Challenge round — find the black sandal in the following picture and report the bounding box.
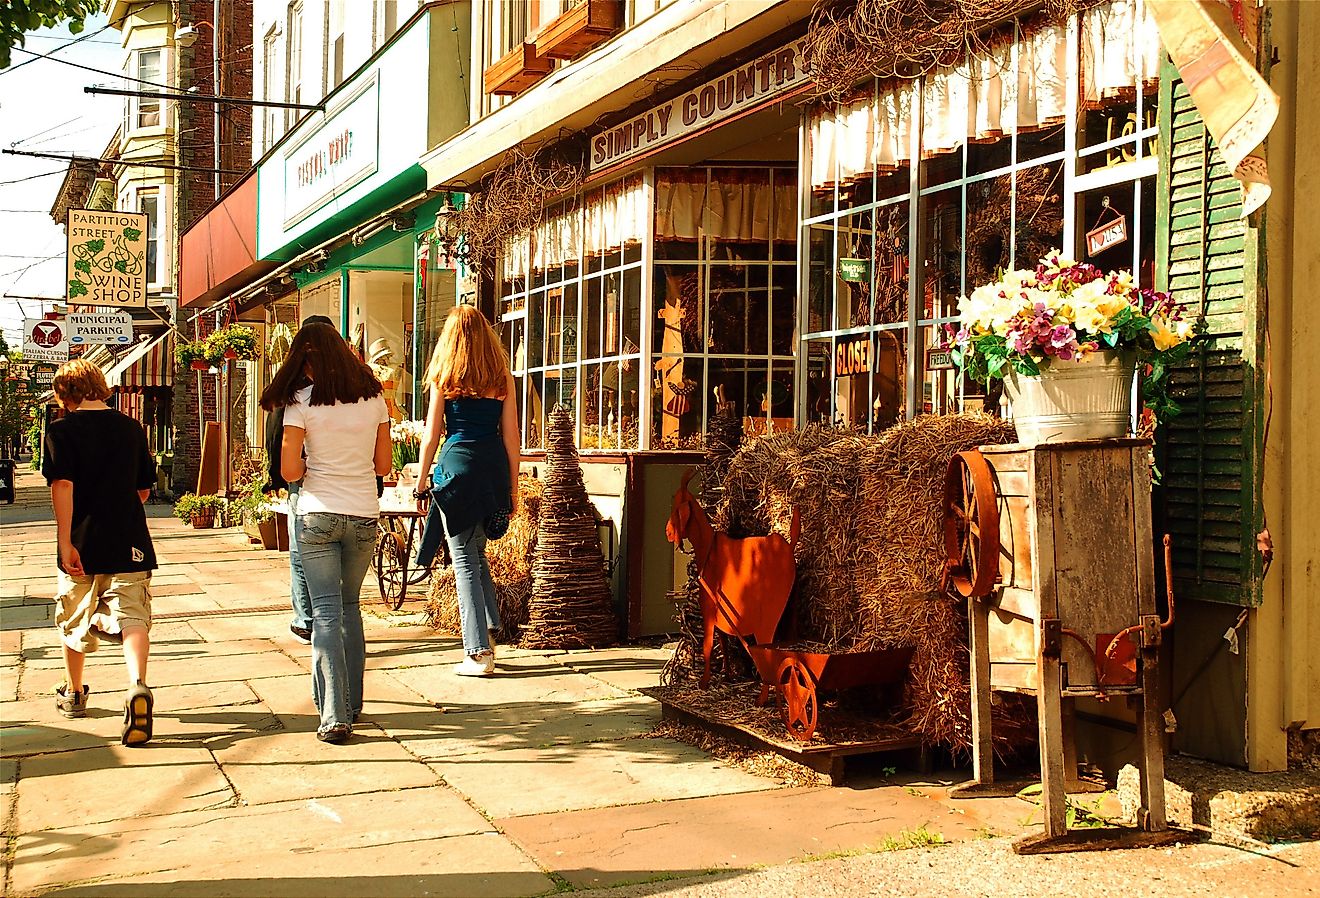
[121,682,153,746]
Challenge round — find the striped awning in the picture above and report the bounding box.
[107,332,174,390]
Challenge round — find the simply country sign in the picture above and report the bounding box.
[68,310,134,345]
[66,209,149,308]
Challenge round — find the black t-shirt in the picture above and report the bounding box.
[42,409,158,575]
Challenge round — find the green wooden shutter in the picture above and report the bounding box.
[1155,60,1266,607]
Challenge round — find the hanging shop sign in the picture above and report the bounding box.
[838,258,870,283]
[925,347,958,371]
[834,333,872,378]
[282,75,380,229]
[68,310,134,345]
[66,210,149,308]
[588,38,810,172]
[23,318,69,364]
[1085,212,1128,257]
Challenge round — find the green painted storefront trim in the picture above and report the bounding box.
[264,164,429,263]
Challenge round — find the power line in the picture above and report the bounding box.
[0,169,67,187]
[2,147,246,175]
[10,46,175,90]
[1,20,118,76]
[9,115,81,147]
[0,255,62,279]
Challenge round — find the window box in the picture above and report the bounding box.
[483,41,554,96]
[534,1,621,61]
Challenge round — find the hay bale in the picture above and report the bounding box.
[424,475,544,645]
[708,412,1033,754]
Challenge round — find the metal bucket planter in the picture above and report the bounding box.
[1005,350,1136,447]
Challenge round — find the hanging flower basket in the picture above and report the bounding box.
[190,359,209,371]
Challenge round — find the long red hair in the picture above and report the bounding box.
[423,305,509,398]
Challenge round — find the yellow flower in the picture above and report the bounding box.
[1150,317,1184,351]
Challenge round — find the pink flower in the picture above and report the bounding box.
[1050,324,1075,348]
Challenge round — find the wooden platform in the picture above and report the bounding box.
[643,683,923,785]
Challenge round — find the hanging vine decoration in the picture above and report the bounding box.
[451,143,587,268]
[962,165,1063,290]
[801,0,1102,102]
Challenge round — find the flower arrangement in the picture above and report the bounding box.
[390,419,425,473]
[176,325,260,370]
[945,252,1200,421]
[173,492,227,527]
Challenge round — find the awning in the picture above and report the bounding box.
[105,332,173,390]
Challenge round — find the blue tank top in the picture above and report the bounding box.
[443,397,502,443]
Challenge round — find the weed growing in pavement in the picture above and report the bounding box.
[795,826,947,864]
[1015,784,1118,829]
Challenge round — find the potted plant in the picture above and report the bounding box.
[389,419,423,483]
[177,340,214,371]
[945,251,1200,447]
[173,492,227,529]
[207,325,259,362]
[233,467,279,548]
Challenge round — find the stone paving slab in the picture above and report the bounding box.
[15,744,234,833]
[212,729,442,806]
[1,604,51,630]
[500,783,989,890]
[389,657,630,711]
[551,648,670,693]
[247,670,438,735]
[392,697,664,761]
[140,647,307,689]
[10,788,539,898]
[186,611,292,644]
[435,737,779,819]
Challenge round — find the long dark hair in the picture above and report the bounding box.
[260,322,382,409]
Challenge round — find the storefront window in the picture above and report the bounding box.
[802,2,1158,430]
[652,167,797,448]
[501,174,645,451]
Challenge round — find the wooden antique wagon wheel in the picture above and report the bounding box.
[777,657,819,744]
[942,450,1001,598]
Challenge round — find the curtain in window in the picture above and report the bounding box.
[1083,0,1162,105]
[655,169,796,242]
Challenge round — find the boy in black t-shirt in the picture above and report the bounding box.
[43,359,157,746]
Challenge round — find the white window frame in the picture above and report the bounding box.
[138,190,162,289]
[286,1,304,130]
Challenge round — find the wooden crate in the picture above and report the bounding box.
[535,1,621,60]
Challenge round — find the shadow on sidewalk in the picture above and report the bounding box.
[38,868,750,897]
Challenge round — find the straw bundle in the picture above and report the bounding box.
[522,406,619,648]
[424,475,544,644]
[705,412,1037,753]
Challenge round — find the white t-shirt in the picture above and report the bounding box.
[283,386,388,519]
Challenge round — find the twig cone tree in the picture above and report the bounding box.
[522,405,619,648]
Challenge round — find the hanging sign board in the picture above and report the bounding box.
[838,258,870,283]
[23,318,69,364]
[834,333,872,378]
[1085,213,1128,257]
[588,38,810,172]
[68,310,134,345]
[66,209,149,308]
[925,347,957,371]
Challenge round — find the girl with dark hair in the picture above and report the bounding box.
[259,315,335,647]
[277,322,392,744]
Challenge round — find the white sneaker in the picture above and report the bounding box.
[455,651,495,677]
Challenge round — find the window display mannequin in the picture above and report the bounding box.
[368,338,404,422]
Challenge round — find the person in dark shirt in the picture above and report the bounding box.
[42,358,157,746]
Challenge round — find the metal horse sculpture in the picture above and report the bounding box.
[665,469,800,690]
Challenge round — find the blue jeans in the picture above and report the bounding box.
[448,519,500,656]
[295,512,376,733]
[287,484,311,630]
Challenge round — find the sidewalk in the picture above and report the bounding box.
[2,465,1316,897]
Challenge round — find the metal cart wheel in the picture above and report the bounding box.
[374,526,409,611]
[942,449,1001,598]
[777,657,819,744]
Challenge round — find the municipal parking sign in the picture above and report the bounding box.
[68,310,134,345]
